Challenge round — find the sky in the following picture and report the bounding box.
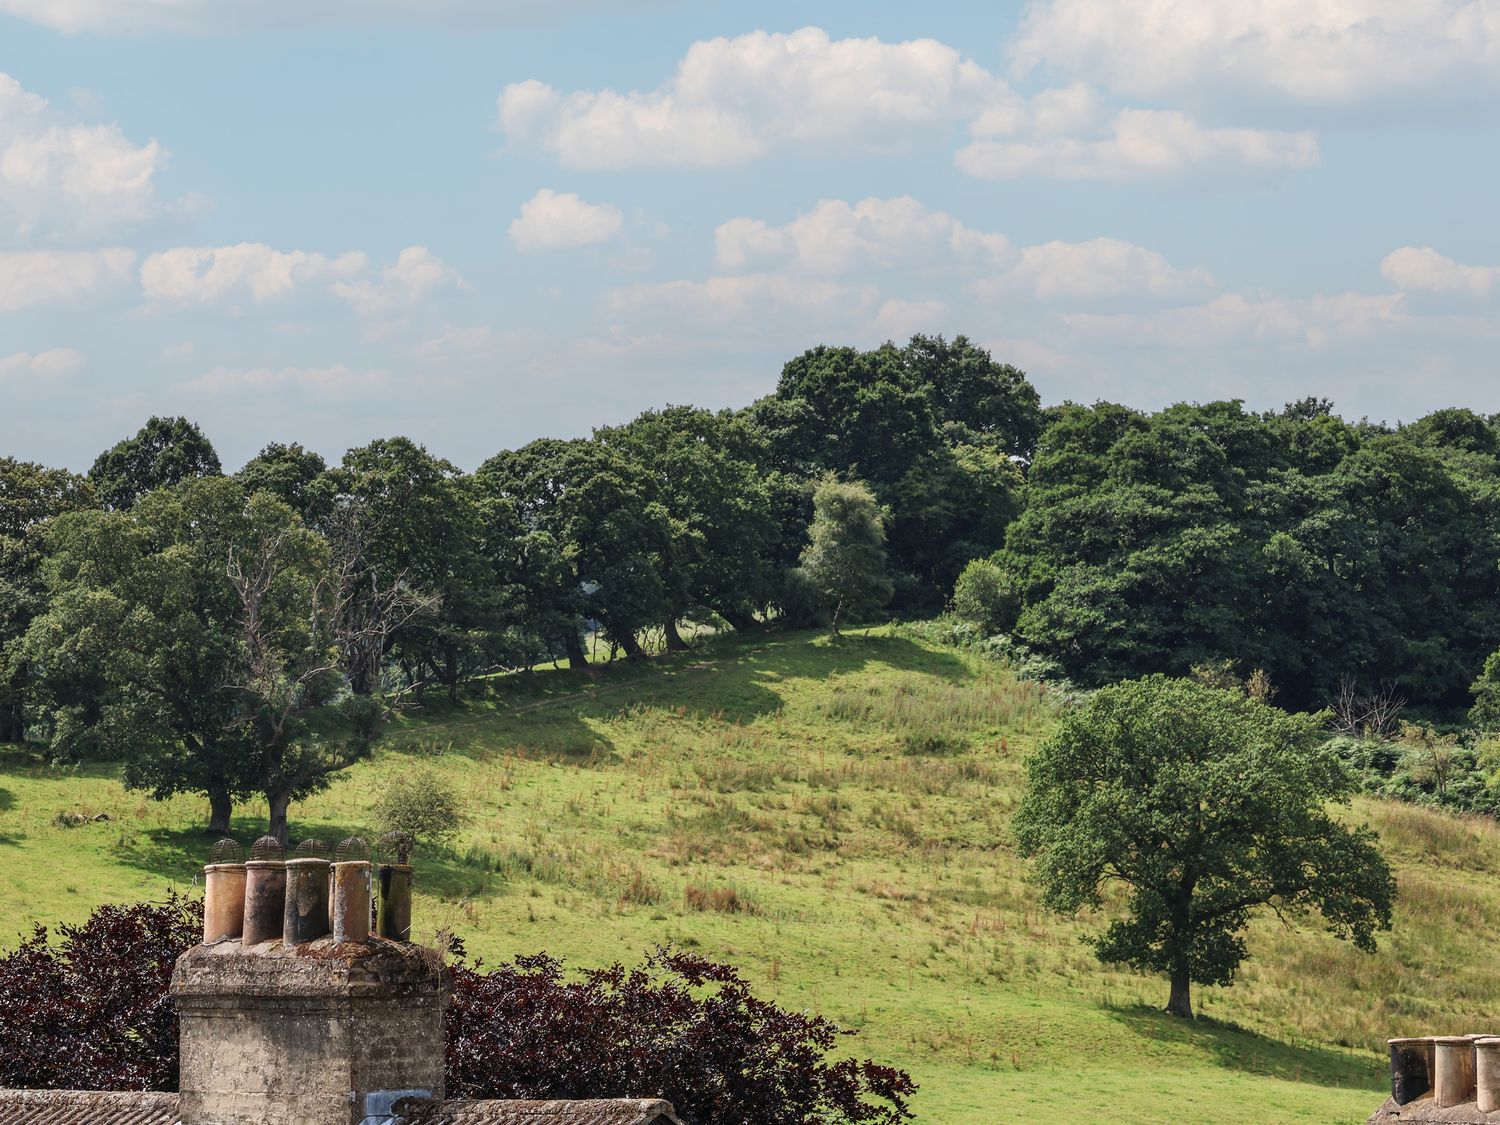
[1,0,1497,471]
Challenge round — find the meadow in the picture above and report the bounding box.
[1,626,1495,1123]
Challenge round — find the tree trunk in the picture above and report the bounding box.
[619,631,646,661]
[268,789,293,849]
[207,789,233,835]
[564,633,588,669]
[0,694,24,743]
[1166,966,1193,1019]
[664,619,689,651]
[830,598,844,638]
[717,607,759,632]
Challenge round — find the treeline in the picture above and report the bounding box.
[0,336,1039,832]
[958,399,1500,716]
[8,333,1500,830]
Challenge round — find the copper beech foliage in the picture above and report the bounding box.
[0,893,200,1091]
[0,899,915,1124]
[445,944,915,1125]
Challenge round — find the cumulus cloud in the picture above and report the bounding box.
[330,246,464,315]
[509,189,624,252]
[0,347,84,381]
[957,106,1317,181]
[1381,246,1500,297]
[984,238,1217,300]
[0,72,169,240]
[140,243,365,304]
[180,364,391,395]
[715,196,1008,274]
[0,247,135,310]
[1011,0,1500,105]
[140,243,459,314]
[499,27,1001,169]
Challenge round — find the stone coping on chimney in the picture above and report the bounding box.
[171,933,449,1003]
[1367,1093,1500,1123]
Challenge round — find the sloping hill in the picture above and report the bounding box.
[2,627,1495,1123]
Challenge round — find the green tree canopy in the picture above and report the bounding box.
[1014,676,1395,1018]
[88,416,221,511]
[0,459,95,742]
[476,438,671,663]
[597,405,778,641]
[24,477,260,830]
[796,476,893,636]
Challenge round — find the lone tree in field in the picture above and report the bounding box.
[1014,675,1395,1019]
[797,475,893,637]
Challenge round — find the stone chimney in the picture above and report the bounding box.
[172,835,448,1125]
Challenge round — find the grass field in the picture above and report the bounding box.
[2,626,1497,1123]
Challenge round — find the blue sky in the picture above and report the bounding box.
[1,1,1497,470]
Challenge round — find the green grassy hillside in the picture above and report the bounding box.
[1,627,1494,1123]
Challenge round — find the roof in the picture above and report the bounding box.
[0,1091,685,1125]
[0,1090,179,1125]
[1365,1093,1497,1123]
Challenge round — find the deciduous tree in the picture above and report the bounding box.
[1014,675,1394,1019]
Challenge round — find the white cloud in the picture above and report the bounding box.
[1062,291,1405,349]
[0,72,169,240]
[509,189,624,252]
[0,347,84,381]
[1381,246,1500,297]
[1011,0,1500,105]
[715,196,1008,274]
[140,243,365,304]
[0,0,628,33]
[984,238,1216,300]
[957,107,1317,181]
[139,243,459,315]
[330,246,464,315]
[500,27,1002,169]
[0,247,135,310]
[180,364,391,395]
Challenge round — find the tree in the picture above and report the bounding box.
[336,438,493,698]
[224,492,432,844]
[0,459,94,743]
[796,477,893,637]
[447,948,915,1125]
[374,765,466,847]
[0,894,200,1092]
[749,336,1037,607]
[236,442,336,524]
[476,439,671,664]
[24,478,257,832]
[949,558,1015,635]
[596,406,778,642]
[1014,676,1394,1019]
[88,416,221,511]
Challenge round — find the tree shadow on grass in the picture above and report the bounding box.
[1107,1003,1385,1092]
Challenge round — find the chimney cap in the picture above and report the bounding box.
[335,835,371,863]
[208,837,243,865]
[250,835,285,861]
[293,838,329,860]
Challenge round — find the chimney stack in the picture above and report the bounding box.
[172,833,448,1125]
